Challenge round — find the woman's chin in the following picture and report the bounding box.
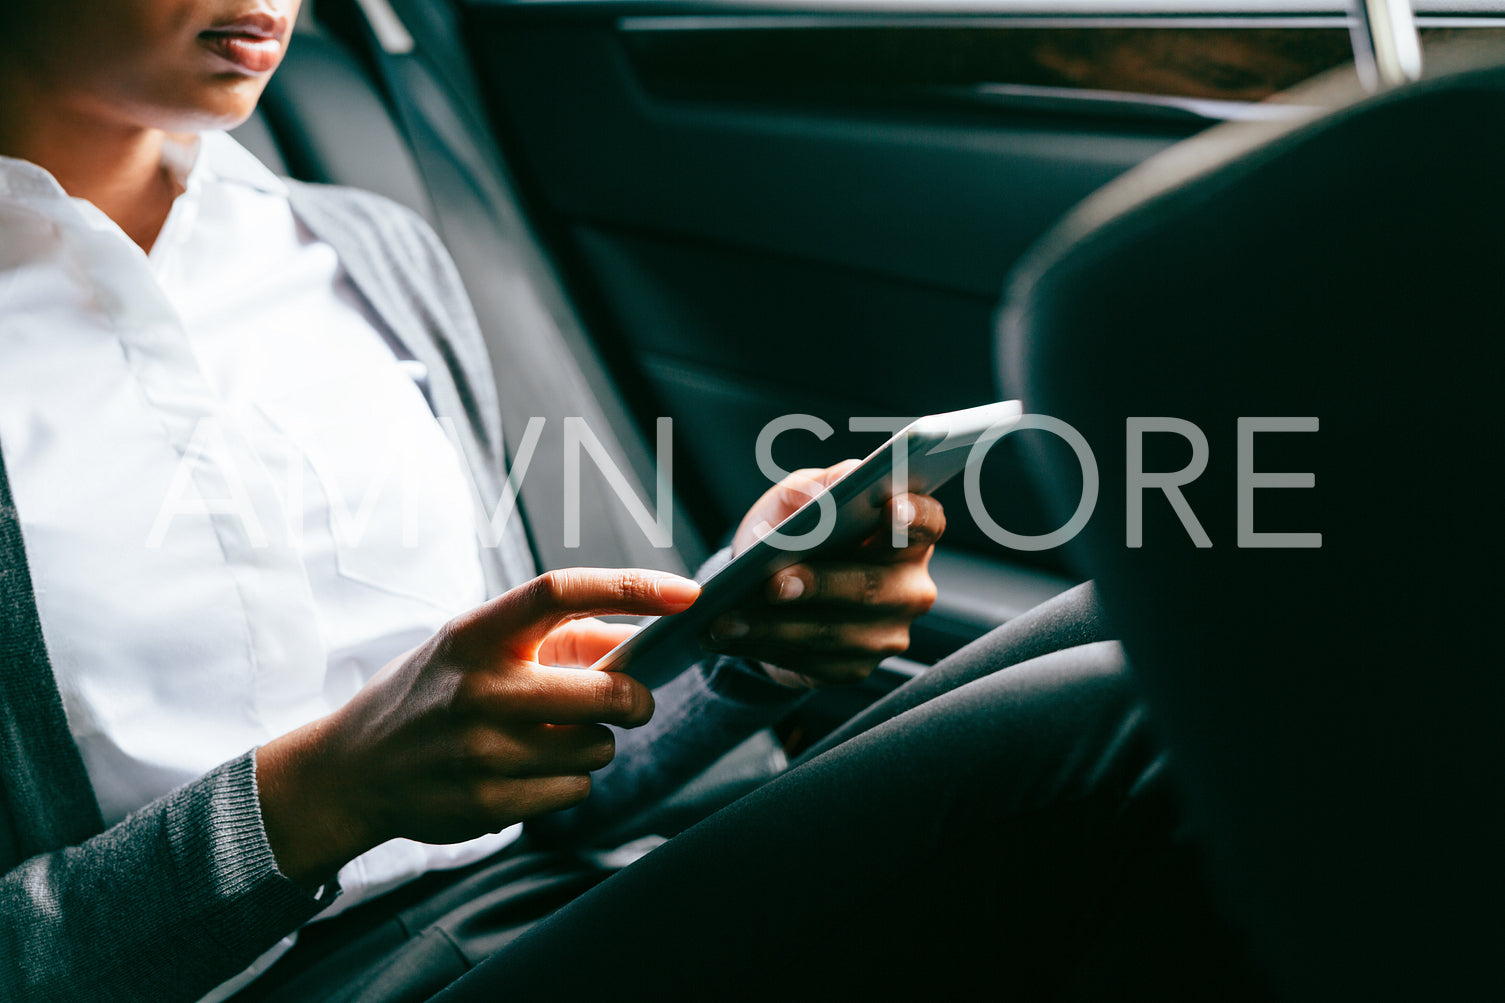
[132,78,273,134]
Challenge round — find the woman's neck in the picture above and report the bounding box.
[0,73,179,253]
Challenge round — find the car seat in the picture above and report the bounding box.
[998,34,1505,1001]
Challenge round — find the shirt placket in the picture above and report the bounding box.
[62,204,330,738]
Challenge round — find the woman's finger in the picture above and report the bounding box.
[704,614,912,662]
[762,560,938,614]
[854,492,947,562]
[460,663,655,728]
[458,722,618,777]
[537,618,639,668]
[449,568,699,660]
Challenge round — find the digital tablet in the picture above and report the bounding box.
[590,400,1024,687]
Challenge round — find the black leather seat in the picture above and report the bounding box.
[999,46,1505,1000]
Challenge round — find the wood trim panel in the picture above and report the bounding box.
[621,23,1505,107]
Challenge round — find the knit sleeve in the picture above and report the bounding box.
[0,750,336,1003]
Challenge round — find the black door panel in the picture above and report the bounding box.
[466,26,1179,296]
[453,1,1372,646]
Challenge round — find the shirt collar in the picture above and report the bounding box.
[195,130,289,197]
[0,153,70,202]
[0,129,286,206]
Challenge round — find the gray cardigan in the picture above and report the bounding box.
[0,183,800,1003]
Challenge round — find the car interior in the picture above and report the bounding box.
[231,0,1501,996]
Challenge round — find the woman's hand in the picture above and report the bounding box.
[704,462,944,689]
[256,568,699,890]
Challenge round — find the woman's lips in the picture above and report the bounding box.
[198,31,283,73]
[198,12,289,74]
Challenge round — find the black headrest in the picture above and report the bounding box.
[998,49,1505,1000]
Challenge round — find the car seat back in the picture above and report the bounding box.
[999,44,1505,1000]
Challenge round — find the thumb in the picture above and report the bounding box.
[734,459,864,556]
[537,618,640,668]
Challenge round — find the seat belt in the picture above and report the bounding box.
[334,0,699,576]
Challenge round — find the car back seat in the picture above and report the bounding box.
[233,1,708,578]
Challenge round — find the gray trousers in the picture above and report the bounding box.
[231,584,1267,1001]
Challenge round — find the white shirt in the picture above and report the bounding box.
[0,133,523,999]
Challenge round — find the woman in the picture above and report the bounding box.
[0,2,1252,1000]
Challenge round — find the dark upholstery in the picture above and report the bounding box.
[999,53,1505,1000]
[248,30,433,221]
[226,110,288,177]
[230,13,429,217]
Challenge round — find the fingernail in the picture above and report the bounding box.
[711,614,749,640]
[650,574,700,606]
[775,574,804,602]
[895,498,916,528]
